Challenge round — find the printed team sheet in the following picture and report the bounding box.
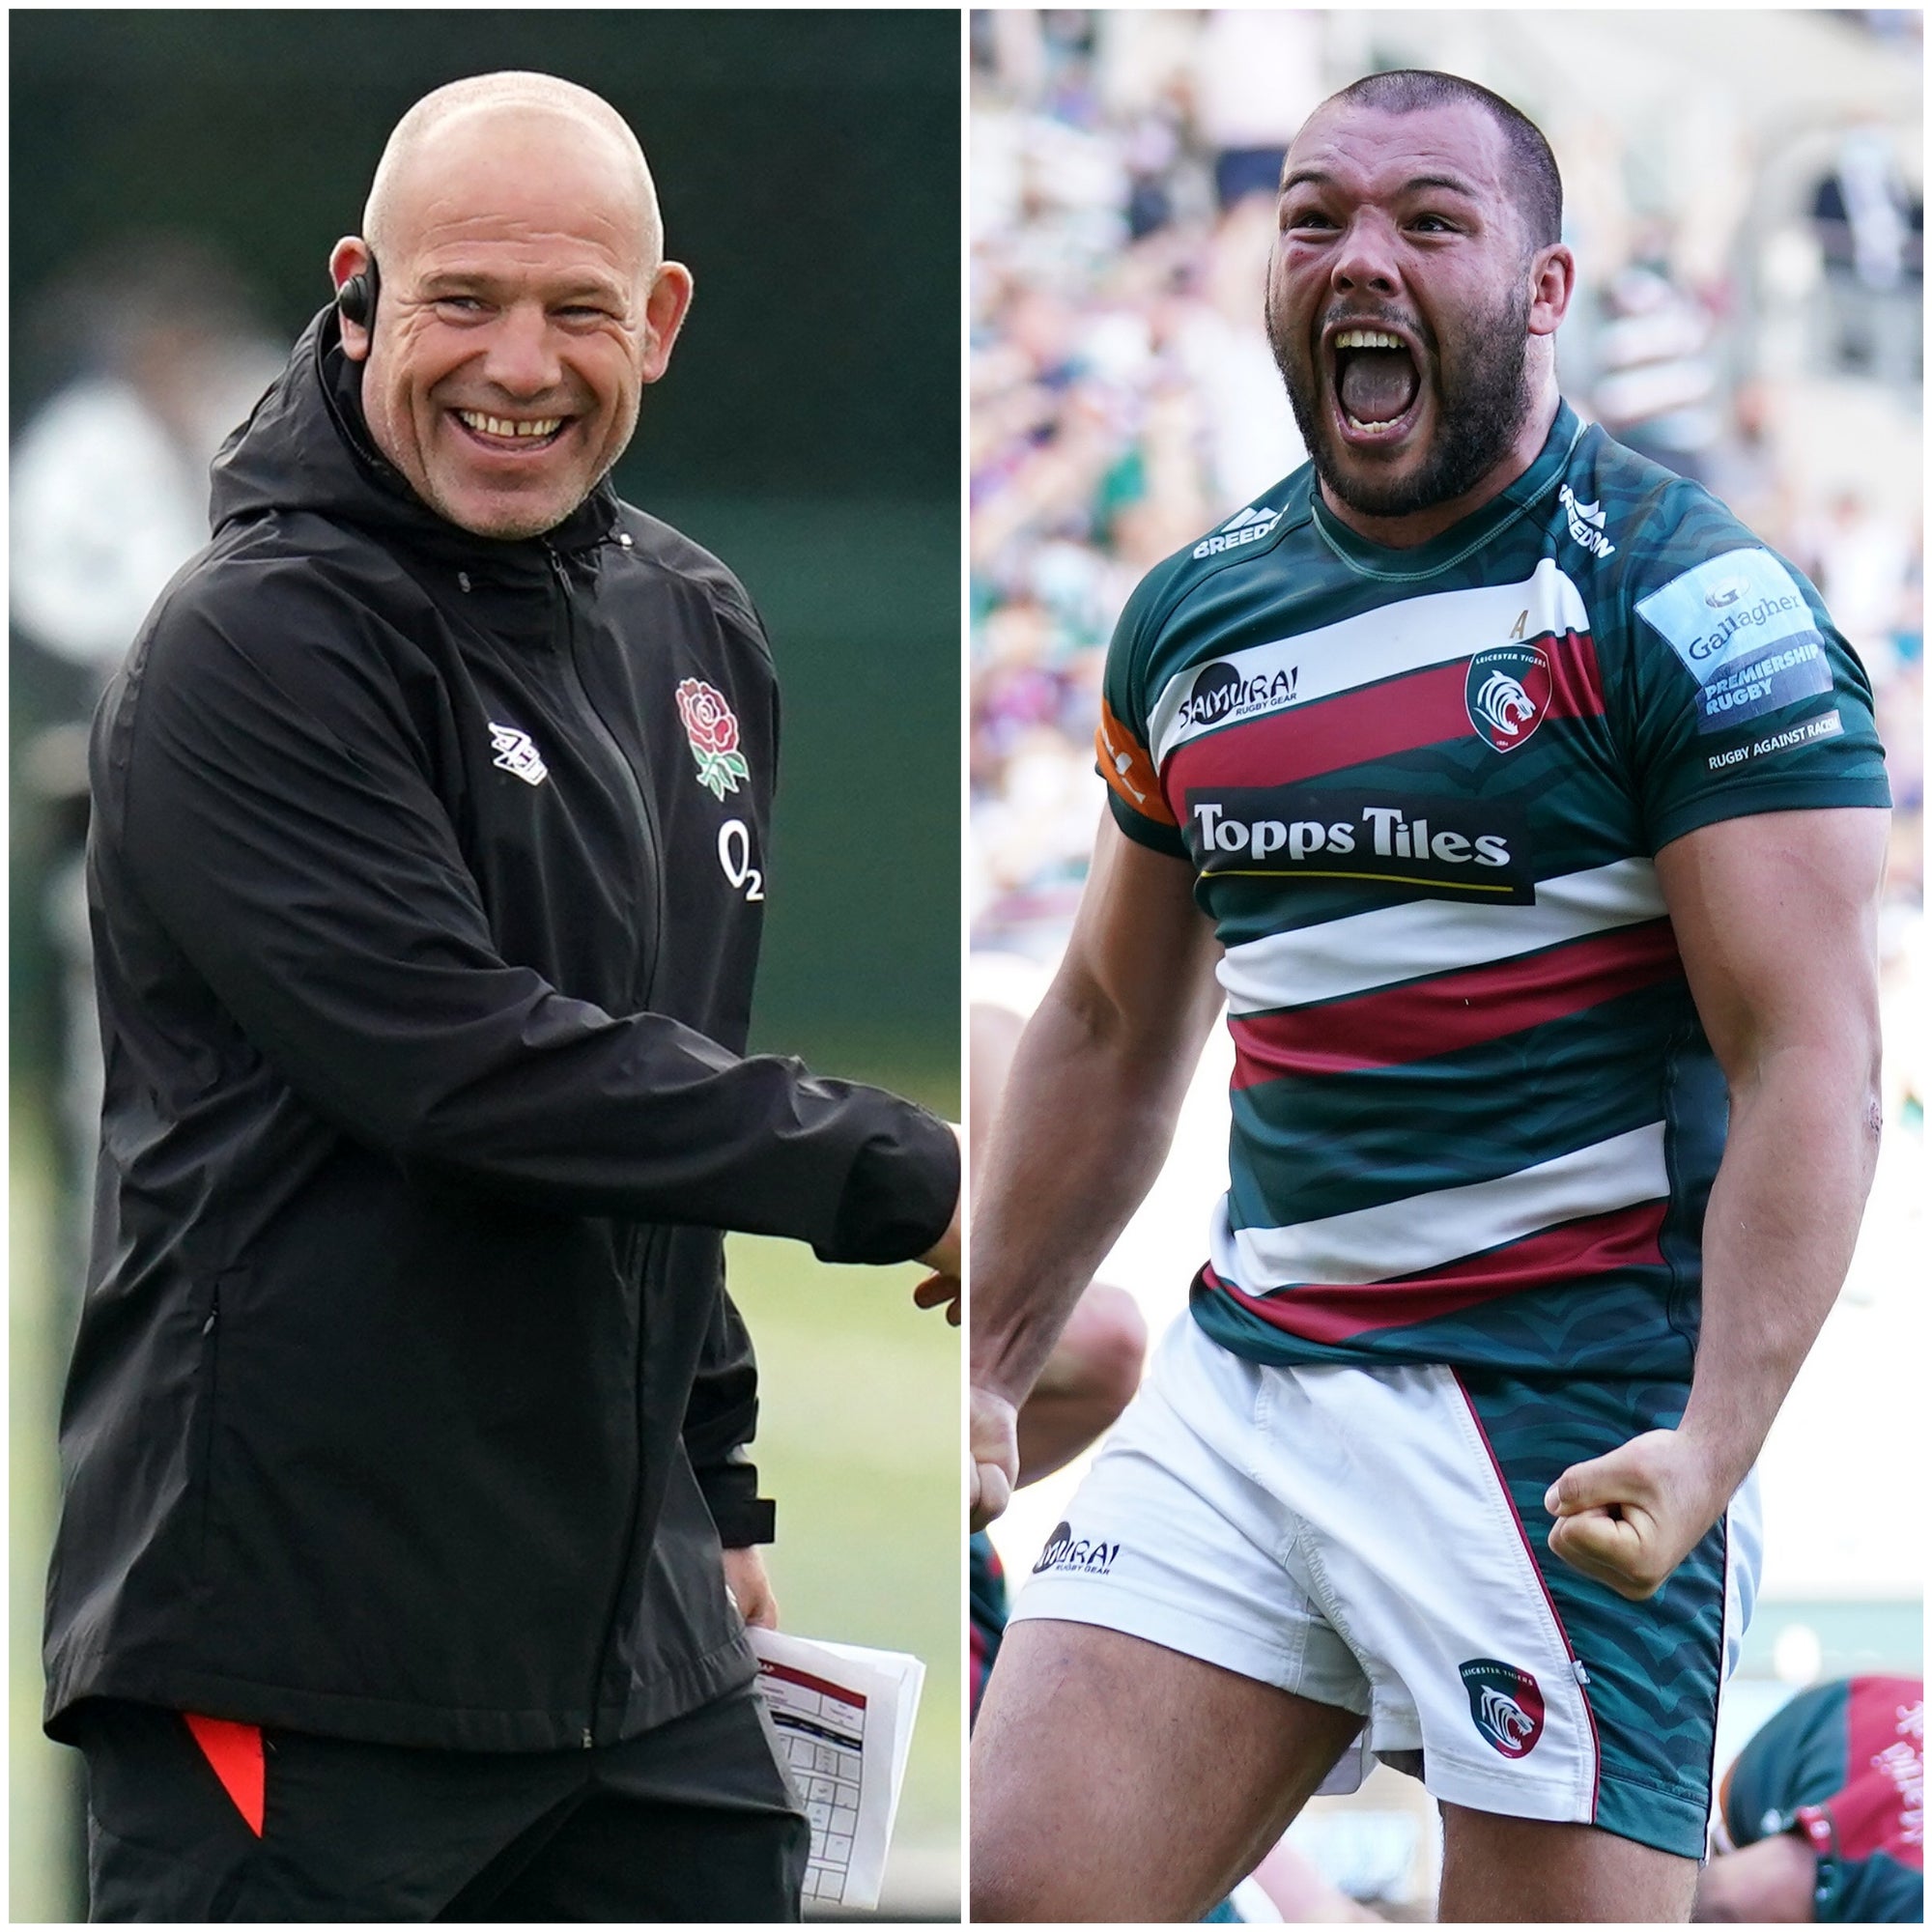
[748,1628,925,1912]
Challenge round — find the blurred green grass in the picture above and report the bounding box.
[12,1096,82,1921]
[725,1235,962,1859]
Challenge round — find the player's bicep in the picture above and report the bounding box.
[1654,807,1887,1083]
[1052,808,1223,1069]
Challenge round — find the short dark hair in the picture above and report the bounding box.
[1326,69,1563,252]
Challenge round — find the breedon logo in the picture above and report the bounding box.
[1465,643,1552,753]
[1459,1658,1546,1758]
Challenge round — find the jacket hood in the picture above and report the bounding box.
[208,305,620,575]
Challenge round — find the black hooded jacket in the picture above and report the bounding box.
[43,310,957,1751]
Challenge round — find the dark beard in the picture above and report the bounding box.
[1268,279,1534,520]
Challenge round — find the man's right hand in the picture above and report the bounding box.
[1545,1426,1734,1602]
[971,1383,1020,1530]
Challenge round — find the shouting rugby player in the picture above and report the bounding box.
[970,70,1890,1923]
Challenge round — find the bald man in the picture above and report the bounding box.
[43,72,959,1922]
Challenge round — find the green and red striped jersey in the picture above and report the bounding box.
[1721,1677,1923,1922]
[1097,401,1889,1378]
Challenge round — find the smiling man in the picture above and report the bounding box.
[44,71,959,1922]
[337,80,686,543]
[970,71,1889,1922]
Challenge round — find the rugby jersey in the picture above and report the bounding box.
[1719,1677,1923,1922]
[1097,401,1889,1378]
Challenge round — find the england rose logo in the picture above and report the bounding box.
[674,677,749,801]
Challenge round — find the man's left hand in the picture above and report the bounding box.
[1545,1429,1732,1603]
[913,1272,960,1325]
[723,1545,780,1629]
[911,1122,963,1324]
[917,1122,964,1284]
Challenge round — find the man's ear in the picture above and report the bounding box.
[1527,242,1577,339]
[329,236,376,361]
[639,262,695,384]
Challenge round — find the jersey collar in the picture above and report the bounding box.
[1308,400,1583,582]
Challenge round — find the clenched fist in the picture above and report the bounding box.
[1545,1428,1733,1602]
[971,1384,1020,1531]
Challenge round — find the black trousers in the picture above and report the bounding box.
[72,1688,810,1922]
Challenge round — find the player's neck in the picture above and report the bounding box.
[1317,383,1562,553]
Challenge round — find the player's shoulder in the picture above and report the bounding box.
[1114,466,1319,656]
[1564,419,1811,608]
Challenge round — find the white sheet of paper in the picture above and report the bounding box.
[748,1628,925,1913]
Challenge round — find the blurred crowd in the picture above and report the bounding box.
[969,8,1924,1027]
[12,238,286,1274]
[12,240,286,1264]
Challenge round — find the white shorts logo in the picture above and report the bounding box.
[1459,1658,1546,1759]
[1031,1520,1120,1577]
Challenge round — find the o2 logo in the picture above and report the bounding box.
[717,820,764,902]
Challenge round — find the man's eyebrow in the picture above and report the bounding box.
[418,269,627,302]
[1279,168,1483,200]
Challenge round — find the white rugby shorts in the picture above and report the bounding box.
[1006,1314,1759,1855]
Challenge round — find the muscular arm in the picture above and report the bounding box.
[970,813,1223,1520]
[1547,807,1888,1599]
[1668,807,1888,1483]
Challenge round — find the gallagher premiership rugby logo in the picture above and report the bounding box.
[1459,1658,1546,1758]
[674,677,749,801]
[1464,643,1552,753]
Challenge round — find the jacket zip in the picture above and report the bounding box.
[543,540,663,1748]
[541,541,666,1006]
[582,1221,664,1747]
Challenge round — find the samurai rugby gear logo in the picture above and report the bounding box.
[1459,1658,1546,1758]
[1032,1520,1120,1577]
[674,678,750,801]
[1465,643,1552,753]
[1179,659,1299,732]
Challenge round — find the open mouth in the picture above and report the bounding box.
[1326,326,1423,445]
[451,409,572,453]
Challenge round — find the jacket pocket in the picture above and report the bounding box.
[191,1268,244,1577]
